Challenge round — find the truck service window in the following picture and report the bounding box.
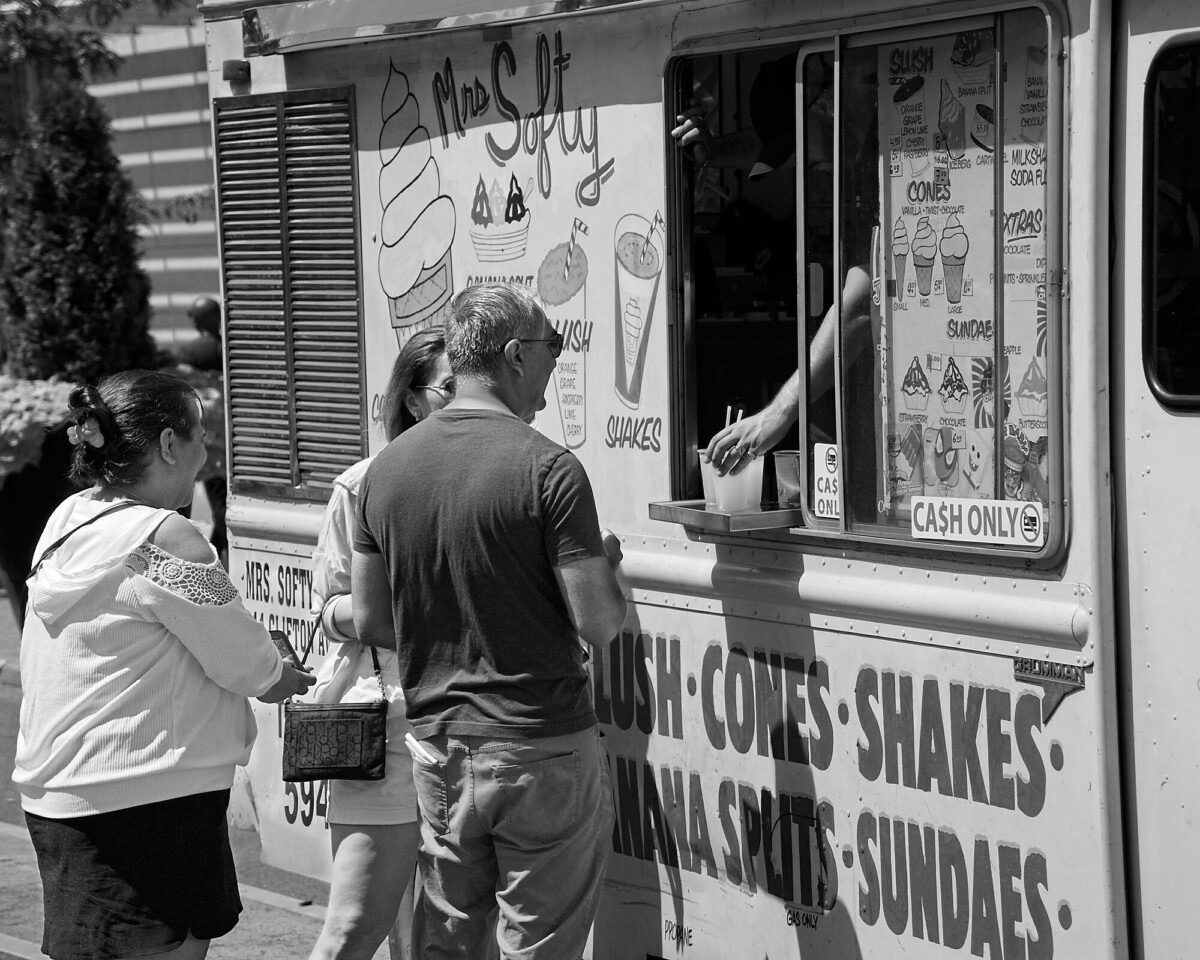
[673,47,805,504]
[671,9,1059,554]
[836,10,1058,553]
[1145,42,1200,404]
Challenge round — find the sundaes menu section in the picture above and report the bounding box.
[874,11,1052,547]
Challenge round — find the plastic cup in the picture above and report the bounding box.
[773,450,802,506]
[698,452,718,508]
[711,454,765,513]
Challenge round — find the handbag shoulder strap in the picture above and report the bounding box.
[30,501,142,576]
[368,643,386,700]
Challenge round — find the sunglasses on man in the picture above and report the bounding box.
[518,330,565,358]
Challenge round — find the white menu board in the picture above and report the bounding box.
[874,13,1050,532]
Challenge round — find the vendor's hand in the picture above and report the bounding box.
[257,662,315,703]
[705,406,792,477]
[670,103,711,167]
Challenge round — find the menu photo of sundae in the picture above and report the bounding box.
[902,356,932,411]
[951,29,996,87]
[938,356,969,413]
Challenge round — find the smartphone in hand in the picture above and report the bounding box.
[269,629,306,667]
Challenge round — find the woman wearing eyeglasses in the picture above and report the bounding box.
[306,327,452,960]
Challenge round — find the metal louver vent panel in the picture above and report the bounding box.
[214,90,363,499]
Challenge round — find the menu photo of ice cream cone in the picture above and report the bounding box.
[937,79,966,161]
[892,217,909,301]
[939,213,969,303]
[377,63,456,347]
[912,217,936,297]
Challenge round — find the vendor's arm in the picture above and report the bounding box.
[705,264,874,475]
[671,103,760,170]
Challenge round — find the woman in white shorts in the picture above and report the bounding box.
[306,327,454,960]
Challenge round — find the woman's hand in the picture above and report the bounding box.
[257,662,316,703]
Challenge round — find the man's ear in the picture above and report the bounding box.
[502,339,525,377]
[158,427,179,465]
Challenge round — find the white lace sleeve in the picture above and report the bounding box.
[122,540,283,697]
[127,541,239,605]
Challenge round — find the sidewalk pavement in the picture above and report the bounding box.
[0,481,216,690]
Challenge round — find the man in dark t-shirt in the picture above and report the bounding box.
[352,282,625,960]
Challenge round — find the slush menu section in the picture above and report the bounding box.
[856,11,1053,548]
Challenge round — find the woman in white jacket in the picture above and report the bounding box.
[15,370,314,960]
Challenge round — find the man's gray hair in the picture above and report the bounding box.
[446,283,547,378]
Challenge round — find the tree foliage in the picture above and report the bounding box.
[0,0,182,82]
[0,77,159,381]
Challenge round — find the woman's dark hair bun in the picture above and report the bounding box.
[64,370,200,487]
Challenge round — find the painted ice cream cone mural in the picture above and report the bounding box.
[378,63,456,347]
[911,217,936,296]
[613,211,664,408]
[469,173,532,262]
[939,213,969,303]
[937,78,966,161]
[892,217,909,300]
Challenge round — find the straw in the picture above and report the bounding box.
[724,405,732,429]
[565,217,588,281]
[640,211,665,265]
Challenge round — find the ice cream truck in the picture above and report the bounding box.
[201,0,1200,955]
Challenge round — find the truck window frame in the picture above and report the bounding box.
[660,5,1067,563]
[1143,40,1200,409]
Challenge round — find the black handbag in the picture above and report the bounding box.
[281,644,388,782]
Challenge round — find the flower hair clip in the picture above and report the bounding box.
[67,417,105,449]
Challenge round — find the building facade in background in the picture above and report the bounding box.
[88,5,218,347]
